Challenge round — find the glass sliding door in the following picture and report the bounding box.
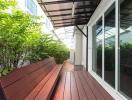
[120,0,132,99]
[104,3,115,87]
[96,18,103,77]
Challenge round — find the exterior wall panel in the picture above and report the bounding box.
[81,0,127,99]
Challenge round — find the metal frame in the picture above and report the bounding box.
[39,0,91,5]
[102,14,105,80]
[115,0,120,91]
[52,17,88,22]
[76,25,87,37]
[91,0,122,95]
[38,0,101,28]
[92,0,117,90]
[43,5,96,12]
[87,0,128,99]
[86,26,88,71]
[47,11,93,17]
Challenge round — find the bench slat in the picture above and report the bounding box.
[34,65,62,100]
[0,58,62,100]
[25,66,57,100]
[52,72,66,100]
[0,58,53,88]
[63,72,72,100]
[3,65,52,100]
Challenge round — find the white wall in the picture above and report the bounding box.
[70,49,75,64]
[81,35,86,67]
[74,31,82,65]
[81,26,87,69]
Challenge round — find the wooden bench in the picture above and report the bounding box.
[0,57,62,100]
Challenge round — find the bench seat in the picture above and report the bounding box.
[0,57,62,100]
[25,65,62,100]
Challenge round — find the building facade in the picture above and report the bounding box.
[16,0,53,33]
[76,0,132,99]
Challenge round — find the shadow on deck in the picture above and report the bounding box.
[52,62,114,100]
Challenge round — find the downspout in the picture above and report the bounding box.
[86,26,88,71]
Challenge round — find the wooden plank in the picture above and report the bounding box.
[3,64,53,100]
[0,58,53,88]
[34,66,61,100]
[63,72,72,100]
[25,66,57,100]
[86,72,114,100]
[52,72,66,100]
[70,72,80,100]
[81,71,105,100]
[73,71,88,100]
[76,71,96,100]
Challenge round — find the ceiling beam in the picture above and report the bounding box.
[54,23,86,27]
[44,5,96,12]
[48,11,93,17]
[39,0,91,5]
[52,17,89,22]
[46,8,72,12]
[54,20,87,25]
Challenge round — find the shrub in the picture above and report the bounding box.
[0,0,69,76]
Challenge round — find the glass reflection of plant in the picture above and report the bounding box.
[120,42,132,63]
[120,42,132,73]
[105,44,115,71]
[97,44,102,69]
[97,40,115,71]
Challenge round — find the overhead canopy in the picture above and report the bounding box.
[37,0,101,28]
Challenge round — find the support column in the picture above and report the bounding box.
[74,31,82,65]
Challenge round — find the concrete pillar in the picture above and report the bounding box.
[69,49,75,64]
[74,31,82,65]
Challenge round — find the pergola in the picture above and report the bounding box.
[37,0,101,28]
[37,0,101,71]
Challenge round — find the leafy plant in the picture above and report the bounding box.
[0,0,69,76]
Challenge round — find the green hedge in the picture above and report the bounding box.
[0,0,69,76]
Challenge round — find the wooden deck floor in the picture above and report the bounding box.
[61,61,84,72]
[52,62,114,100]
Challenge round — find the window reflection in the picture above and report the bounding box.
[104,3,115,88]
[96,18,103,77]
[120,0,132,99]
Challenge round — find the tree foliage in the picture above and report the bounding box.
[0,0,69,76]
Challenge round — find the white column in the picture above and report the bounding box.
[74,31,82,65]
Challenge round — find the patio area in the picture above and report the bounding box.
[1,0,131,99]
[52,62,114,100]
